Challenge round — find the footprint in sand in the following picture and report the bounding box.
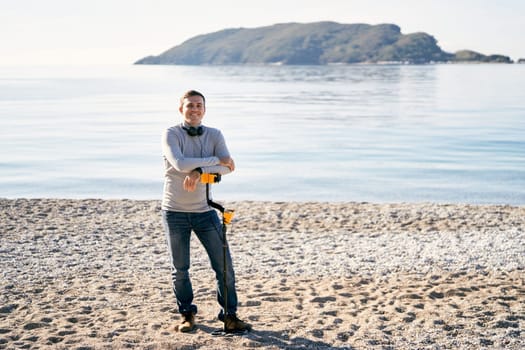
[310,296,336,305]
[23,322,47,330]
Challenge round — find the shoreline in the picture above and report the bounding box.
[1,198,524,349]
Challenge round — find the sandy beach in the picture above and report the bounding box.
[1,198,524,349]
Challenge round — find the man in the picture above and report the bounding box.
[161,90,252,333]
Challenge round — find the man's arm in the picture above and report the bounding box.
[184,157,234,192]
[163,127,235,191]
[201,157,234,174]
[201,130,235,174]
[162,128,219,172]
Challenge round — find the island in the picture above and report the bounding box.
[135,22,513,65]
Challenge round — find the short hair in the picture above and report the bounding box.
[180,90,206,107]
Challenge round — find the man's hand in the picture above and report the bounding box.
[219,156,235,172]
[183,170,201,192]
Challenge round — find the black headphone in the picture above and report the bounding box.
[182,125,204,137]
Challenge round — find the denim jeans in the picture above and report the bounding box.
[162,210,238,315]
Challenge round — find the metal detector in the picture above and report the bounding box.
[200,173,236,334]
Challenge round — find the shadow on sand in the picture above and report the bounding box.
[198,324,354,349]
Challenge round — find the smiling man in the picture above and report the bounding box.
[160,90,252,333]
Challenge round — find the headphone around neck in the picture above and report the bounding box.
[182,125,204,137]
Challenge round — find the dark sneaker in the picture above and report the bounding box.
[224,313,252,333]
[177,311,195,332]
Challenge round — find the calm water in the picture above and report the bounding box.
[1,64,524,204]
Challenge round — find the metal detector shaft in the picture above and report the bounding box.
[204,178,234,331]
[221,216,228,331]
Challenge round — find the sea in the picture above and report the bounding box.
[1,64,524,204]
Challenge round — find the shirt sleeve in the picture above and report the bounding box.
[201,129,233,175]
[162,128,219,172]
[201,165,232,175]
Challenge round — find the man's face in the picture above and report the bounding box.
[179,95,205,127]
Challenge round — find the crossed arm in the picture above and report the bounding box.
[162,128,235,192]
[182,157,235,192]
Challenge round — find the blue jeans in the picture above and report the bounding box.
[162,210,238,315]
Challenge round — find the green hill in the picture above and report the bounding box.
[135,22,512,65]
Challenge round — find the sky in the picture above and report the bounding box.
[1,0,523,65]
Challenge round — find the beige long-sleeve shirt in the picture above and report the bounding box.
[161,123,232,212]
